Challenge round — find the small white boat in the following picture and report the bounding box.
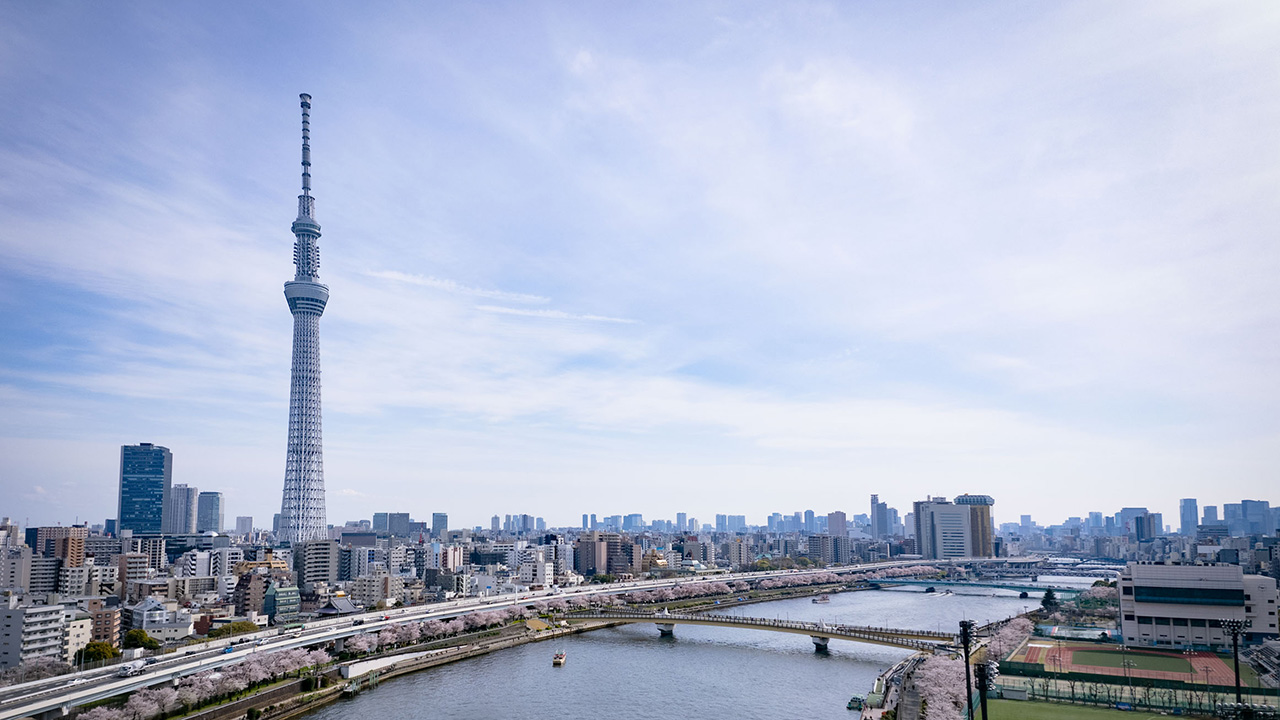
[552,651,566,666]
[812,594,831,604]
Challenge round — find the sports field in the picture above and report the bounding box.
[1070,649,1190,673]
[1016,640,1262,687]
[988,699,1177,719]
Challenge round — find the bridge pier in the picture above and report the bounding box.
[656,623,675,637]
[811,636,830,652]
[334,637,345,653]
[33,705,69,720]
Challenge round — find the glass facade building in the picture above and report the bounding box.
[118,443,172,535]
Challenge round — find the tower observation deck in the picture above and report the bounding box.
[279,93,329,544]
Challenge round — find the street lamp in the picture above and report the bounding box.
[1220,618,1250,707]
[960,620,976,720]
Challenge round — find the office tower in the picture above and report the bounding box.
[278,93,330,544]
[1179,498,1198,536]
[914,495,995,560]
[1242,500,1272,535]
[590,514,597,530]
[235,516,253,537]
[1203,506,1219,524]
[118,443,172,535]
[372,513,389,533]
[1224,503,1245,535]
[870,495,890,539]
[432,513,448,538]
[196,492,224,533]
[803,509,815,533]
[387,513,410,537]
[954,494,995,557]
[163,484,199,535]
[826,511,847,538]
[492,515,501,532]
[715,514,727,533]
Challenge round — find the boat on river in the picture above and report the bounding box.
[552,651,566,666]
[846,695,865,710]
[812,594,830,604]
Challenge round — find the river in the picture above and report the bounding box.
[298,586,1047,720]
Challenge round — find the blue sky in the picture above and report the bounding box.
[1,2,1277,530]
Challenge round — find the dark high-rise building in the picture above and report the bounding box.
[387,513,410,537]
[1179,498,1198,536]
[196,492,224,533]
[431,513,448,538]
[118,443,172,535]
[372,513,389,533]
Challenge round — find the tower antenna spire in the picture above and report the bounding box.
[298,94,314,219]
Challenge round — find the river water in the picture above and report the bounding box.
[300,587,1047,720]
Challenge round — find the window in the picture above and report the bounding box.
[1190,619,1207,627]
[1155,617,1171,626]
[1124,614,1135,621]
[1122,586,1133,595]
[1138,616,1154,625]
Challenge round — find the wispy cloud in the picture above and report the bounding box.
[365,270,548,303]
[475,305,637,324]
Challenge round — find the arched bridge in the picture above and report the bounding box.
[564,610,956,652]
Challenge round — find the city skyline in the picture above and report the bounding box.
[2,4,1279,528]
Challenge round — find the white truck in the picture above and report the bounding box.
[116,660,147,677]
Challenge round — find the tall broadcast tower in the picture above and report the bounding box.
[279,93,329,543]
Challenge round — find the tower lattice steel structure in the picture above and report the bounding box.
[279,93,329,544]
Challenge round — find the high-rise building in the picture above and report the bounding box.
[118,443,172,535]
[278,93,329,544]
[715,514,727,533]
[235,516,253,537]
[372,513,389,533]
[954,494,995,557]
[914,495,995,560]
[676,513,686,531]
[431,513,448,538]
[803,510,816,533]
[1242,500,1273,535]
[826,511,847,538]
[196,492,224,533]
[870,495,890,539]
[491,515,501,533]
[1178,498,1198,536]
[163,484,198,535]
[387,513,410,537]
[1202,506,1219,525]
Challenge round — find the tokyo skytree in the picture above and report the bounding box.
[278,93,329,543]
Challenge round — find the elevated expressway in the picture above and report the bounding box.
[0,557,1002,720]
[565,609,956,651]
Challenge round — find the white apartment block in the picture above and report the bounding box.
[1119,562,1279,650]
[0,598,67,669]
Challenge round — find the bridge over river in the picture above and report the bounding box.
[873,579,1084,596]
[564,609,958,652]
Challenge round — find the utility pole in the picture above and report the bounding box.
[960,620,975,720]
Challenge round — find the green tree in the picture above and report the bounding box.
[206,621,260,639]
[1040,588,1059,611]
[122,629,161,650]
[75,641,121,664]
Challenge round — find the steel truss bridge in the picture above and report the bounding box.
[565,609,957,652]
